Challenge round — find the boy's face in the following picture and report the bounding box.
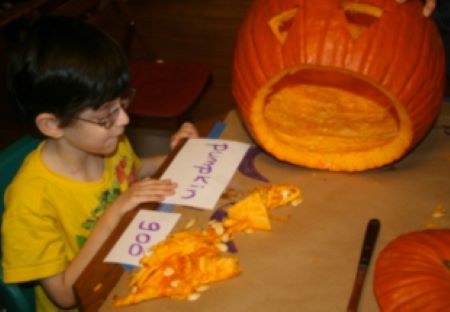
[62,98,130,156]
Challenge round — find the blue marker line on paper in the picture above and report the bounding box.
[207,121,226,139]
[159,203,175,212]
[122,263,138,271]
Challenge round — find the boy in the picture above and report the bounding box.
[1,16,198,311]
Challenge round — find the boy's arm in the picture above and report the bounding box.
[39,178,177,309]
[40,205,123,308]
[170,122,199,149]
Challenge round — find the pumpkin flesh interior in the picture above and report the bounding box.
[265,84,397,153]
[252,67,412,171]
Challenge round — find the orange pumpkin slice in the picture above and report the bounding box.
[114,229,240,307]
[225,191,272,232]
[224,184,302,233]
[255,183,302,209]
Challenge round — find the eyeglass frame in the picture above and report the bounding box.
[75,88,136,129]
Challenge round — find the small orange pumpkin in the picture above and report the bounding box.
[374,229,450,311]
[232,0,445,171]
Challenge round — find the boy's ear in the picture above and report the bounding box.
[35,113,64,138]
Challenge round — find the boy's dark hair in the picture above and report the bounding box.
[6,16,130,128]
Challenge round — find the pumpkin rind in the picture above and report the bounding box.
[374,229,450,311]
[232,0,445,171]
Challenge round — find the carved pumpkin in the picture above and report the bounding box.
[374,229,450,311]
[232,0,445,171]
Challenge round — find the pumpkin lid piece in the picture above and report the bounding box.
[226,191,272,232]
[374,229,450,312]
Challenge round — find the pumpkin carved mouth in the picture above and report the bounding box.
[265,84,397,153]
[251,66,412,170]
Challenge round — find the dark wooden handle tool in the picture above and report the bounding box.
[347,218,380,312]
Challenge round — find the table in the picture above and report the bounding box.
[74,105,450,312]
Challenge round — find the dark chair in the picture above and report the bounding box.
[127,59,211,130]
[0,135,40,312]
[116,1,212,131]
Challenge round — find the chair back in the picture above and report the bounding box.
[0,135,40,312]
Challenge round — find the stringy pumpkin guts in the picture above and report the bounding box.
[114,228,240,306]
[114,183,302,307]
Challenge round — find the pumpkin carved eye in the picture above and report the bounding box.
[342,2,383,39]
[268,7,298,45]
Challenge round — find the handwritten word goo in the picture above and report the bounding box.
[104,210,180,266]
[128,221,161,257]
[181,143,229,199]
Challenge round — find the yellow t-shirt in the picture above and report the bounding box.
[2,135,141,312]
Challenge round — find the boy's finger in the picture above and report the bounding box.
[423,1,436,17]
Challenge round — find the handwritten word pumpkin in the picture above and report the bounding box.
[374,229,450,311]
[232,0,445,171]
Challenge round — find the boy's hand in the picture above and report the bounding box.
[170,122,199,149]
[114,178,177,214]
[396,0,436,17]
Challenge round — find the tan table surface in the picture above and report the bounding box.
[97,105,450,312]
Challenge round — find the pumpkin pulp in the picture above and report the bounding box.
[251,66,412,171]
[265,84,398,152]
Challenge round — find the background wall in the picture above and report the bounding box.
[0,0,255,149]
[128,0,252,118]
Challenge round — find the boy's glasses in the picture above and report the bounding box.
[76,88,136,129]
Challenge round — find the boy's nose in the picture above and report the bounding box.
[117,107,130,127]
